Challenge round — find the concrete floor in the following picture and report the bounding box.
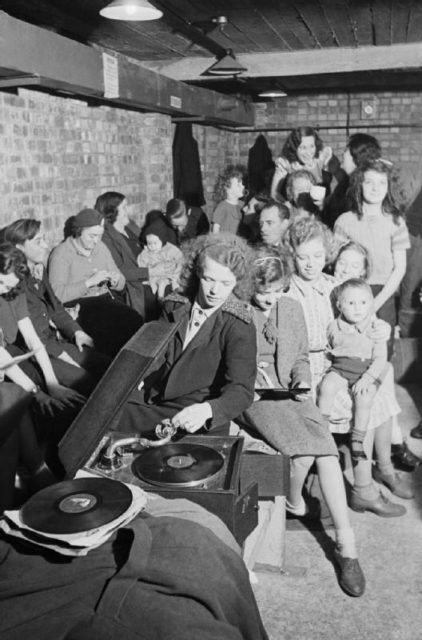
[252,384,422,640]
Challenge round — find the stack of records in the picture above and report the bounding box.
[0,472,147,556]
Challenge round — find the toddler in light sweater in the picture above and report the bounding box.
[137,218,184,298]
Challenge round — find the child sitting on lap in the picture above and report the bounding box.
[137,218,184,298]
[318,278,388,461]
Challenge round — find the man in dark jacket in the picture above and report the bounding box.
[165,198,210,247]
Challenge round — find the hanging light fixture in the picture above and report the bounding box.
[100,0,163,21]
[203,49,247,77]
[258,80,287,98]
[258,88,287,98]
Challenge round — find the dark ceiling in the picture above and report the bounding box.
[2,0,422,99]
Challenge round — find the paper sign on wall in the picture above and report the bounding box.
[102,53,119,99]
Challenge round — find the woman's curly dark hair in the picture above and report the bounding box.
[348,133,381,167]
[0,242,28,300]
[178,232,253,301]
[348,159,402,222]
[1,219,41,245]
[213,165,246,204]
[283,218,340,267]
[281,127,324,164]
[95,191,126,225]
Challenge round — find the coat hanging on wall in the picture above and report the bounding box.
[172,123,205,207]
[247,134,275,195]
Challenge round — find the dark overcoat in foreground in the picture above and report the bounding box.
[0,500,268,640]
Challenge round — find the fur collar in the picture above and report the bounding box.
[165,292,252,324]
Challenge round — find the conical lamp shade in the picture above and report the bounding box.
[204,50,247,76]
[100,0,163,21]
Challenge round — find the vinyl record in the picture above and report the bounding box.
[133,443,224,487]
[20,477,132,534]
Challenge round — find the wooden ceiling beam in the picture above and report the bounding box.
[0,11,253,127]
[145,42,422,80]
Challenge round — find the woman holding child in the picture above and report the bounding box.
[284,218,409,516]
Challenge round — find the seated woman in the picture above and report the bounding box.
[236,247,365,598]
[48,208,142,357]
[1,218,111,395]
[115,232,257,437]
[95,191,156,319]
[0,315,61,512]
[284,218,407,516]
[0,242,84,416]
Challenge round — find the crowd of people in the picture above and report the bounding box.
[1,126,422,606]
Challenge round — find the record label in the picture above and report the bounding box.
[59,493,98,514]
[21,477,132,534]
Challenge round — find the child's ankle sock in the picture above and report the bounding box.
[335,527,357,559]
[350,430,367,460]
[353,481,379,501]
[376,461,395,477]
[286,496,307,516]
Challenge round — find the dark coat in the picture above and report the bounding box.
[247,134,274,194]
[101,222,148,316]
[118,295,257,433]
[160,295,256,423]
[0,507,268,640]
[172,123,205,207]
[23,269,80,354]
[166,206,210,246]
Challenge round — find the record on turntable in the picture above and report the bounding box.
[132,442,224,487]
[20,477,132,534]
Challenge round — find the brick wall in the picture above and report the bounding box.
[0,88,173,245]
[252,91,422,175]
[192,124,240,218]
[2,87,422,239]
[195,90,422,214]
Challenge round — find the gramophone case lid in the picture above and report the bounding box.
[59,320,181,479]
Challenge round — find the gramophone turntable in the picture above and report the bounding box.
[84,429,259,544]
[59,322,259,544]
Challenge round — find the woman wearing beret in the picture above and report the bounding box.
[49,209,142,356]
